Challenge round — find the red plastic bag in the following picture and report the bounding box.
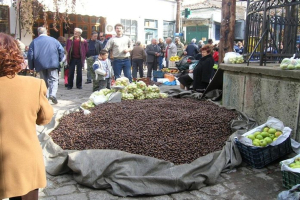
[111,79,115,86]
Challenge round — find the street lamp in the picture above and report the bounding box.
[95,18,100,27]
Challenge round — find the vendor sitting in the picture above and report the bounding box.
[93,50,114,90]
[178,44,214,91]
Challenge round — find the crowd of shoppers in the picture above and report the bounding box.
[22,23,227,102]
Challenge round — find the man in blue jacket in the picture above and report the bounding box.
[28,27,64,104]
[184,38,199,57]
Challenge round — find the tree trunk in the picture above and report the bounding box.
[176,0,182,33]
[219,0,236,63]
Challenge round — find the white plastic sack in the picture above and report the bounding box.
[224,52,243,64]
[280,54,300,70]
[83,109,91,115]
[92,95,107,105]
[277,184,300,200]
[281,154,300,173]
[237,116,291,147]
[162,58,166,68]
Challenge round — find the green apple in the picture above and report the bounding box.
[269,134,275,140]
[256,134,263,140]
[263,127,269,132]
[275,131,282,137]
[268,128,276,134]
[261,132,269,138]
[295,161,300,165]
[290,163,296,168]
[253,141,260,146]
[273,138,277,142]
[253,139,260,144]
[259,140,267,147]
[295,157,300,162]
[247,134,255,140]
[264,137,273,144]
[254,132,261,137]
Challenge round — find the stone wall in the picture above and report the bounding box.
[220,64,300,141]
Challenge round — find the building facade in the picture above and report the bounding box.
[181,0,247,45]
[1,0,177,46]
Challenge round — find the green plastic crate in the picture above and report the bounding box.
[282,170,300,189]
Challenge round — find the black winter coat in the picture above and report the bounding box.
[192,54,214,90]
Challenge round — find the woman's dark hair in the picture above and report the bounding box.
[213,47,219,51]
[0,33,24,77]
[200,44,213,55]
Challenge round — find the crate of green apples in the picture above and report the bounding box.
[281,155,300,189]
[235,117,293,169]
[246,127,282,147]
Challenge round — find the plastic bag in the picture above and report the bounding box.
[277,184,300,200]
[237,116,291,147]
[92,95,107,105]
[280,58,292,70]
[224,52,244,64]
[280,54,300,70]
[189,61,198,70]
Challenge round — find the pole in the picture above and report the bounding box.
[176,0,182,33]
[18,0,22,40]
[219,0,236,63]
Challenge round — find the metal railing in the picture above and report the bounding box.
[244,0,300,66]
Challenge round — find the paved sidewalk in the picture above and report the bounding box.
[3,70,292,200]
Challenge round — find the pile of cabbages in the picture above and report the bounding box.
[81,77,168,109]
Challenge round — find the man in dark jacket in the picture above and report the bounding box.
[86,31,102,91]
[157,38,166,69]
[146,38,161,80]
[185,38,199,57]
[28,27,64,104]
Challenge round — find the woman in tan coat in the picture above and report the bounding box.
[0,33,54,199]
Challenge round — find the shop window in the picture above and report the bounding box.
[0,5,9,34]
[163,21,175,39]
[76,24,88,39]
[120,19,137,44]
[77,15,89,23]
[144,19,158,44]
[145,29,158,45]
[69,15,76,21]
[215,23,221,41]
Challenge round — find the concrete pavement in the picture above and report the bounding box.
[3,70,293,200]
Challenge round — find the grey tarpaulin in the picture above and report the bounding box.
[38,95,257,197]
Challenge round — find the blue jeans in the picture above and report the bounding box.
[158,56,164,70]
[39,68,59,98]
[113,58,132,82]
[68,58,82,88]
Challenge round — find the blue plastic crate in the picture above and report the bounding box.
[153,70,165,78]
[235,136,292,169]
